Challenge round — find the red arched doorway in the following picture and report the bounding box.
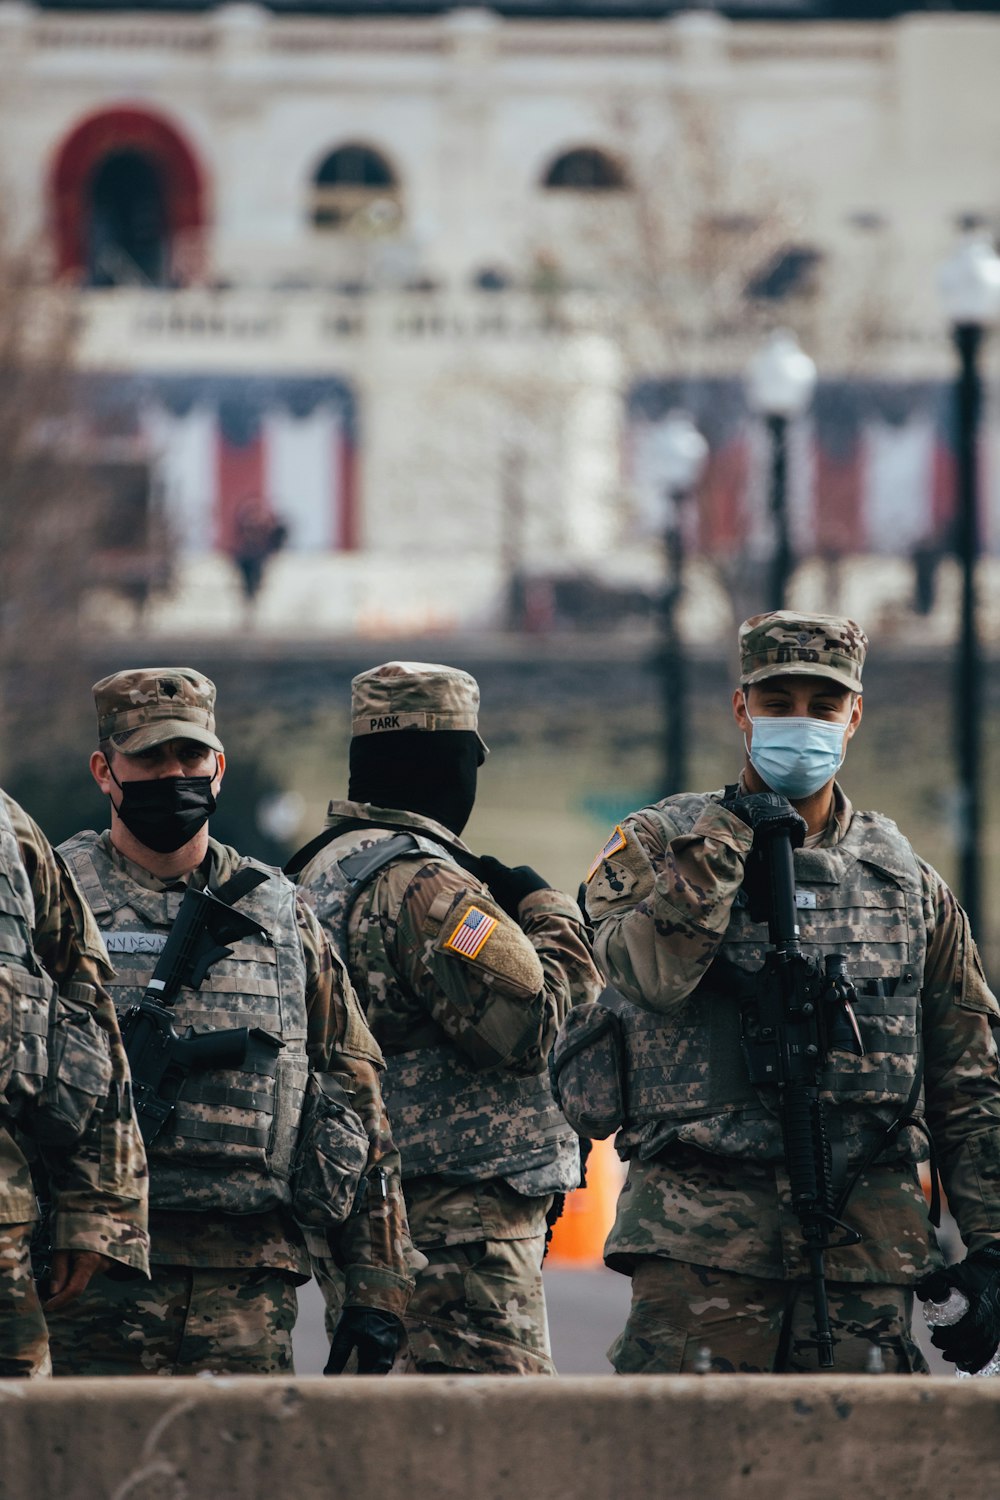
[50,107,207,285]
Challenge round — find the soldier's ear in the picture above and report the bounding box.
[732,687,750,732]
[90,749,113,794]
[213,751,226,790]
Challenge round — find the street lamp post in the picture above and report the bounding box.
[648,409,709,795]
[937,234,1000,939]
[745,330,817,612]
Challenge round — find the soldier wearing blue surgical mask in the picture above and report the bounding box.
[565,610,1000,1379]
[734,667,862,834]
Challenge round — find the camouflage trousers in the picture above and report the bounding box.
[48,1264,298,1376]
[316,1234,554,1375]
[404,1233,555,1375]
[0,1221,50,1379]
[610,1257,929,1375]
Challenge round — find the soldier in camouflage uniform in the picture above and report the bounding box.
[293,661,602,1374]
[0,793,149,1377]
[574,611,1000,1375]
[47,667,413,1377]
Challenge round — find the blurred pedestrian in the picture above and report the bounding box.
[230,495,287,616]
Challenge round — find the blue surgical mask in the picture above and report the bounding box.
[745,711,848,800]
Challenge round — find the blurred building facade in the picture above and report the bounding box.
[3,0,1000,632]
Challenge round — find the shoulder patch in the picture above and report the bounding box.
[443,904,498,961]
[586,825,627,884]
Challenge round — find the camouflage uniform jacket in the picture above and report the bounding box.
[297,800,603,1247]
[59,830,413,1317]
[588,782,1000,1285]
[3,794,149,1274]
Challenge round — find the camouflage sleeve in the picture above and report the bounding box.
[9,795,149,1271]
[43,979,151,1272]
[7,794,112,984]
[295,896,414,1318]
[587,801,753,1015]
[919,860,1000,1254]
[388,859,599,1073]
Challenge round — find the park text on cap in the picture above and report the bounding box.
[351,661,490,758]
[93,667,225,755]
[738,611,867,694]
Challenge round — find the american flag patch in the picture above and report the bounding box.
[444,905,498,960]
[586,824,628,883]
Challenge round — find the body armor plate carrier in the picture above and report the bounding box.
[60,832,310,1214]
[614,796,928,1166]
[303,823,580,1191]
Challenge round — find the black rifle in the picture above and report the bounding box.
[738,821,864,1369]
[119,868,282,1146]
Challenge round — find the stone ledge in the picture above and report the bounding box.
[0,1374,993,1500]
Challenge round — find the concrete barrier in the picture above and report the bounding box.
[0,1374,993,1500]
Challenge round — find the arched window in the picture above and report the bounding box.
[311,144,401,232]
[50,107,207,286]
[87,150,167,286]
[541,148,628,193]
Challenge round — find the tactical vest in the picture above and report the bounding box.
[616,796,927,1165]
[0,798,59,1113]
[60,832,310,1214]
[303,823,581,1191]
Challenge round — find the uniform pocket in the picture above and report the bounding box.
[36,988,113,1151]
[0,968,52,1112]
[291,1073,370,1228]
[549,1001,626,1139]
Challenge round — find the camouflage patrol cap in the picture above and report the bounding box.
[351,661,489,758]
[93,667,224,755]
[739,611,867,693]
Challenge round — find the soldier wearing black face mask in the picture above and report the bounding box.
[48,667,415,1378]
[290,661,602,1375]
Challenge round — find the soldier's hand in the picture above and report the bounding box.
[477,856,551,918]
[916,1246,1000,1374]
[44,1250,112,1312]
[324,1307,404,1376]
[719,791,807,849]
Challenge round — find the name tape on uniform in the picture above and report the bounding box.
[444,905,498,960]
[586,825,627,884]
[104,931,170,954]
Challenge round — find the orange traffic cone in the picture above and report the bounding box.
[546,1136,625,1268]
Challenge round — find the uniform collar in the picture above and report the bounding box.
[324,798,474,853]
[99,829,218,892]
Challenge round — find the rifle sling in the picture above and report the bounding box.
[213,867,270,906]
[285,817,483,882]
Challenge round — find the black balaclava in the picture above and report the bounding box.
[348,729,481,836]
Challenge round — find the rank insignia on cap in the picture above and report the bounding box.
[444,905,498,960]
[586,825,627,884]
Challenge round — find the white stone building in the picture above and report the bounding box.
[2,0,1000,633]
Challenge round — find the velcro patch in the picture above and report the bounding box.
[586,825,627,884]
[443,905,498,960]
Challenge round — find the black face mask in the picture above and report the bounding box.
[109,768,218,854]
[348,730,480,836]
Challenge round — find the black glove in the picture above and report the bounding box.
[324,1308,404,1376]
[916,1246,1000,1373]
[477,856,551,918]
[719,790,807,849]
